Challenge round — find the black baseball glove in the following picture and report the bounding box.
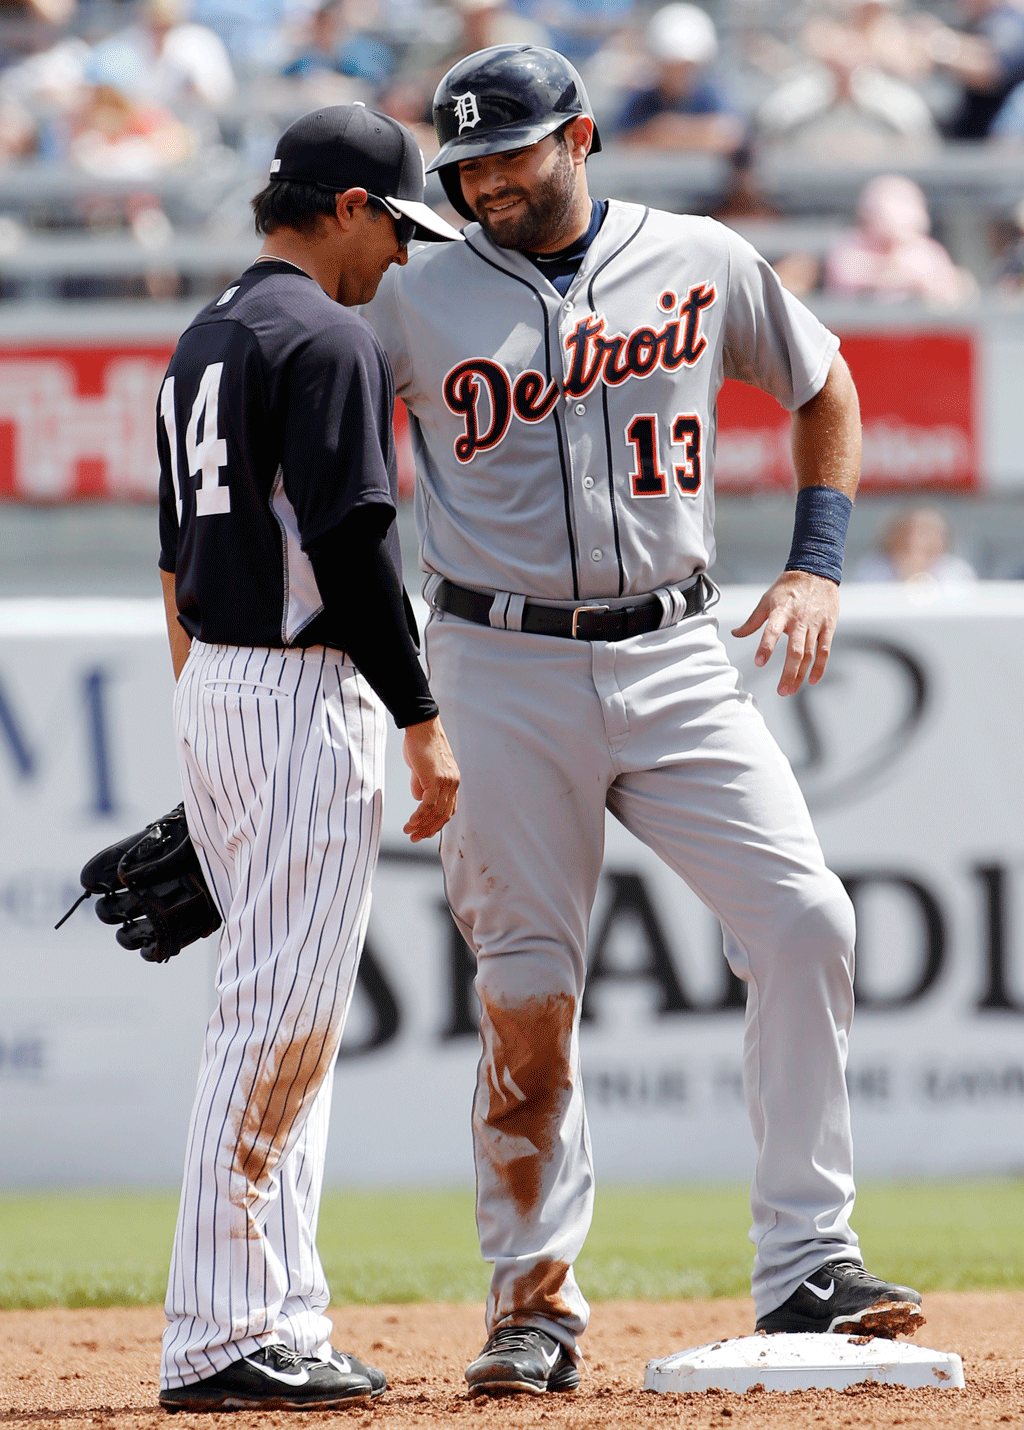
[57,803,222,963]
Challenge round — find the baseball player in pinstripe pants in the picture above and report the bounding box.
[155,107,460,1412]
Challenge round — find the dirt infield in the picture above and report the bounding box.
[2,1293,1021,1429]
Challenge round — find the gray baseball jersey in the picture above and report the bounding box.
[365,201,838,600]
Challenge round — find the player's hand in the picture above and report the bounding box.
[731,569,839,696]
[402,715,460,842]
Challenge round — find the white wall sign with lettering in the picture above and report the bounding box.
[1,589,1021,1188]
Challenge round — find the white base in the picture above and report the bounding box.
[644,1334,965,1394]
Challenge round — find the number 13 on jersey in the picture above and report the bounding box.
[625,413,702,499]
[161,362,231,519]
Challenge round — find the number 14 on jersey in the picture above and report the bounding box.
[161,363,230,519]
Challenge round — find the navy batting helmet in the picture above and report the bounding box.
[427,44,602,220]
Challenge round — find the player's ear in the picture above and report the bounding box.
[334,187,370,229]
[564,116,593,163]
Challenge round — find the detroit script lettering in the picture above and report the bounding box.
[442,284,716,464]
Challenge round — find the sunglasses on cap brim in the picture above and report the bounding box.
[301,180,417,246]
[366,194,416,247]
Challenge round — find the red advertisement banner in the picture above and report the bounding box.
[716,333,976,493]
[0,332,976,501]
[0,344,175,501]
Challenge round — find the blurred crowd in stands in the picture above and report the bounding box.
[10,0,1024,160]
[851,504,980,580]
[5,0,1024,299]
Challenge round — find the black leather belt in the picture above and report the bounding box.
[434,574,713,642]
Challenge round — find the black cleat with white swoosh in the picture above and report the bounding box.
[756,1260,925,1338]
[159,1343,373,1412]
[324,1347,387,1398]
[465,1326,580,1396]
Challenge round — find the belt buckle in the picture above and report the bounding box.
[571,603,610,639]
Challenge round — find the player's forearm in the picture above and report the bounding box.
[782,354,861,586]
[160,567,191,680]
[307,518,439,728]
[790,352,861,500]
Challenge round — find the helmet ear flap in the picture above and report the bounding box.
[439,162,475,222]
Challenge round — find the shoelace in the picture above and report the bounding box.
[255,1345,307,1369]
[832,1263,875,1282]
[486,1328,559,1355]
[815,1262,884,1290]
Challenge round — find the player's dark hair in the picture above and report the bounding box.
[251,179,339,236]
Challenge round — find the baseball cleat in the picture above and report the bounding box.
[465,1326,580,1396]
[756,1260,925,1337]
[322,1346,387,1398]
[158,1343,373,1412]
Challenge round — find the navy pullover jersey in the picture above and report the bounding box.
[158,258,401,649]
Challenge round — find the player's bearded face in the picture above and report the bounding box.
[462,136,577,251]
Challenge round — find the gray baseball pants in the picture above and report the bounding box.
[425,608,860,1347]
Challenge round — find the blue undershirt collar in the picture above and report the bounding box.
[523,199,609,296]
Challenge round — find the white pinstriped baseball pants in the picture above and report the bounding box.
[161,641,385,1390]
[426,609,860,1347]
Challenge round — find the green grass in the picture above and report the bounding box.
[0,1181,1021,1310]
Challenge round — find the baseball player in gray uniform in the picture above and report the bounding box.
[363,46,924,1395]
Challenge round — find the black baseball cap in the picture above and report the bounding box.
[270,104,463,244]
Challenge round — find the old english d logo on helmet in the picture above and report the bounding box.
[428,44,602,219]
[454,92,482,133]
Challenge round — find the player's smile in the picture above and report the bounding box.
[479,191,529,231]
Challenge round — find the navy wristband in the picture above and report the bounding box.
[785,485,853,585]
